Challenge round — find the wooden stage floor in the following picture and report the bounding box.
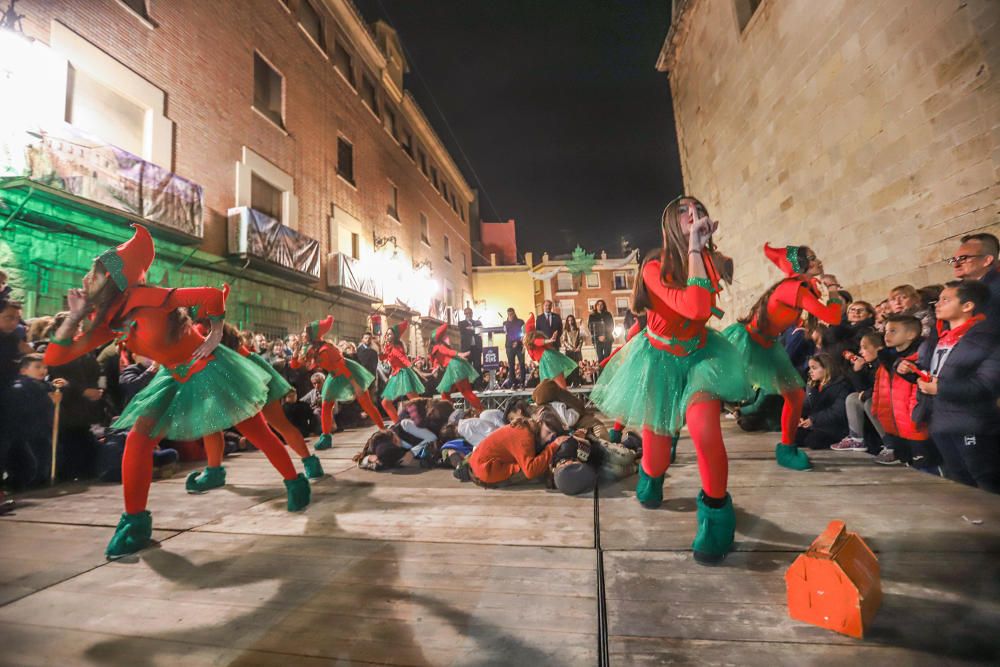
[0,422,997,666]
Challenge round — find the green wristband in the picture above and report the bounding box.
[686,276,712,290]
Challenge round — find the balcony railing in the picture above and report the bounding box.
[227,206,321,281]
[5,125,204,241]
[327,251,381,301]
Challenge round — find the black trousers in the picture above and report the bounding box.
[595,340,613,363]
[506,343,525,386]
[932,431,1000,494]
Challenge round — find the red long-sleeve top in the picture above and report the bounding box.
[641,257,722,355]
[429,343,457,370]
[44,286,227,381]
[380,343,412,374]
[291,342,350,377]
[468,424,562,483]
[745,278,843,347]
[525,335,549,363]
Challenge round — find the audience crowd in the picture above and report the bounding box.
[1,232,998,502]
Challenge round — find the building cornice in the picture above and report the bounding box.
[321,0,386,73]
[656,0,698,72]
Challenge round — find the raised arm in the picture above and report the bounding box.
[796,284,843,325]
[164,285,228,320]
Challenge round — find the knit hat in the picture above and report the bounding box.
[763,243,804,277]
[306,315,334,342]
[554,462,598,496]
[96,225,155,290]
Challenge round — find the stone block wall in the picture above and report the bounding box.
[663,0,999,318]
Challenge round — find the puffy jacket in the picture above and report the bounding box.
[913,321,1000,434]
[802,376,850,437]
[871,347,928,440]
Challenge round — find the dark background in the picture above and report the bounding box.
[354,0,683,259]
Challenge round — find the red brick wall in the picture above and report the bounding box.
[15,0,473,302]
[480,219,518,265]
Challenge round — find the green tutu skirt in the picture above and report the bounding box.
[247,352,294,404]
[591,328,753,436]
[321,358,375,402]
[539,349,578,381]
[383,366,425,400]
[113,344,271,440]
[436,356,479,393]
[722,323,804,394]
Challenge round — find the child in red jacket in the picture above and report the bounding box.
[871,314,937,470]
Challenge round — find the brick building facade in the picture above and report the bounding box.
[659,0,1000,322]
[532,252,640,359]
[1,0,474,342]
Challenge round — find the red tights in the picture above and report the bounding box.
[123,412,298,514]
[780,388,804,446]
[640,399,728,499]
[200,401,311,469]
[441,379,482,411]
[381,392,419,423]
[321,393,385,436]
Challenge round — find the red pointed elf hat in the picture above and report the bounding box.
[763,243,804,277]
[432,323,449,343]
[390,320,409,339]
[306,315,334,342]
[97,224,155,290]
[525,312,536,335]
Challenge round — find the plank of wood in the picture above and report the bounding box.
[603,550,1000,662]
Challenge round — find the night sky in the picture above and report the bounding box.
[353,0,682,260]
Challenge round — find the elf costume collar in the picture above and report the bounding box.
[763,242,805,277]
[97,224,155,290]
[936,314,985,347]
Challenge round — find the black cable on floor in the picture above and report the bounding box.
[595,485,610,667]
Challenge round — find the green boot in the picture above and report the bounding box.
[185,466,226,494]
[692,491,735,565]
[775,443,812,471]
[315,433,333,450]
[635,467,664,509]
[106,510,153,559]
[285,473,311,511]
[302,455,325,480]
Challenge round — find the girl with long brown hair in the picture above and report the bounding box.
[379,320,426,422]
[44,226,311,558]
[591,196,751,564]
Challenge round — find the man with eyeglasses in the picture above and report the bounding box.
[949,233,1000,329]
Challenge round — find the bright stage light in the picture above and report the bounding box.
[613,325,625,338]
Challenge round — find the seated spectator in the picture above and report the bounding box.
[120,354,161,406]
[874,299,891,332]
[906,280,1000,493]
[465,410,566,487]
[833,331,886,452]
[868,316,936,469]
[1,299,32,390]
[795,353,850,449]
[298,372,326,435]
[889,284,934,337]
[781,323,815,379]
[948,232,999,329]
[532,378,610,440]
[2,354,65,488]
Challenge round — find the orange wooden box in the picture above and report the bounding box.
[785,520,882,639]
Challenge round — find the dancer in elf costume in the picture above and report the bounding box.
[379,320,426,423]
[524,313,578,388]
[429,323,483,411]
[186,323,325,493]
[722,243,843,471]
[291,316,385,450]
[591,197,752,564]
[44,226,310,558]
